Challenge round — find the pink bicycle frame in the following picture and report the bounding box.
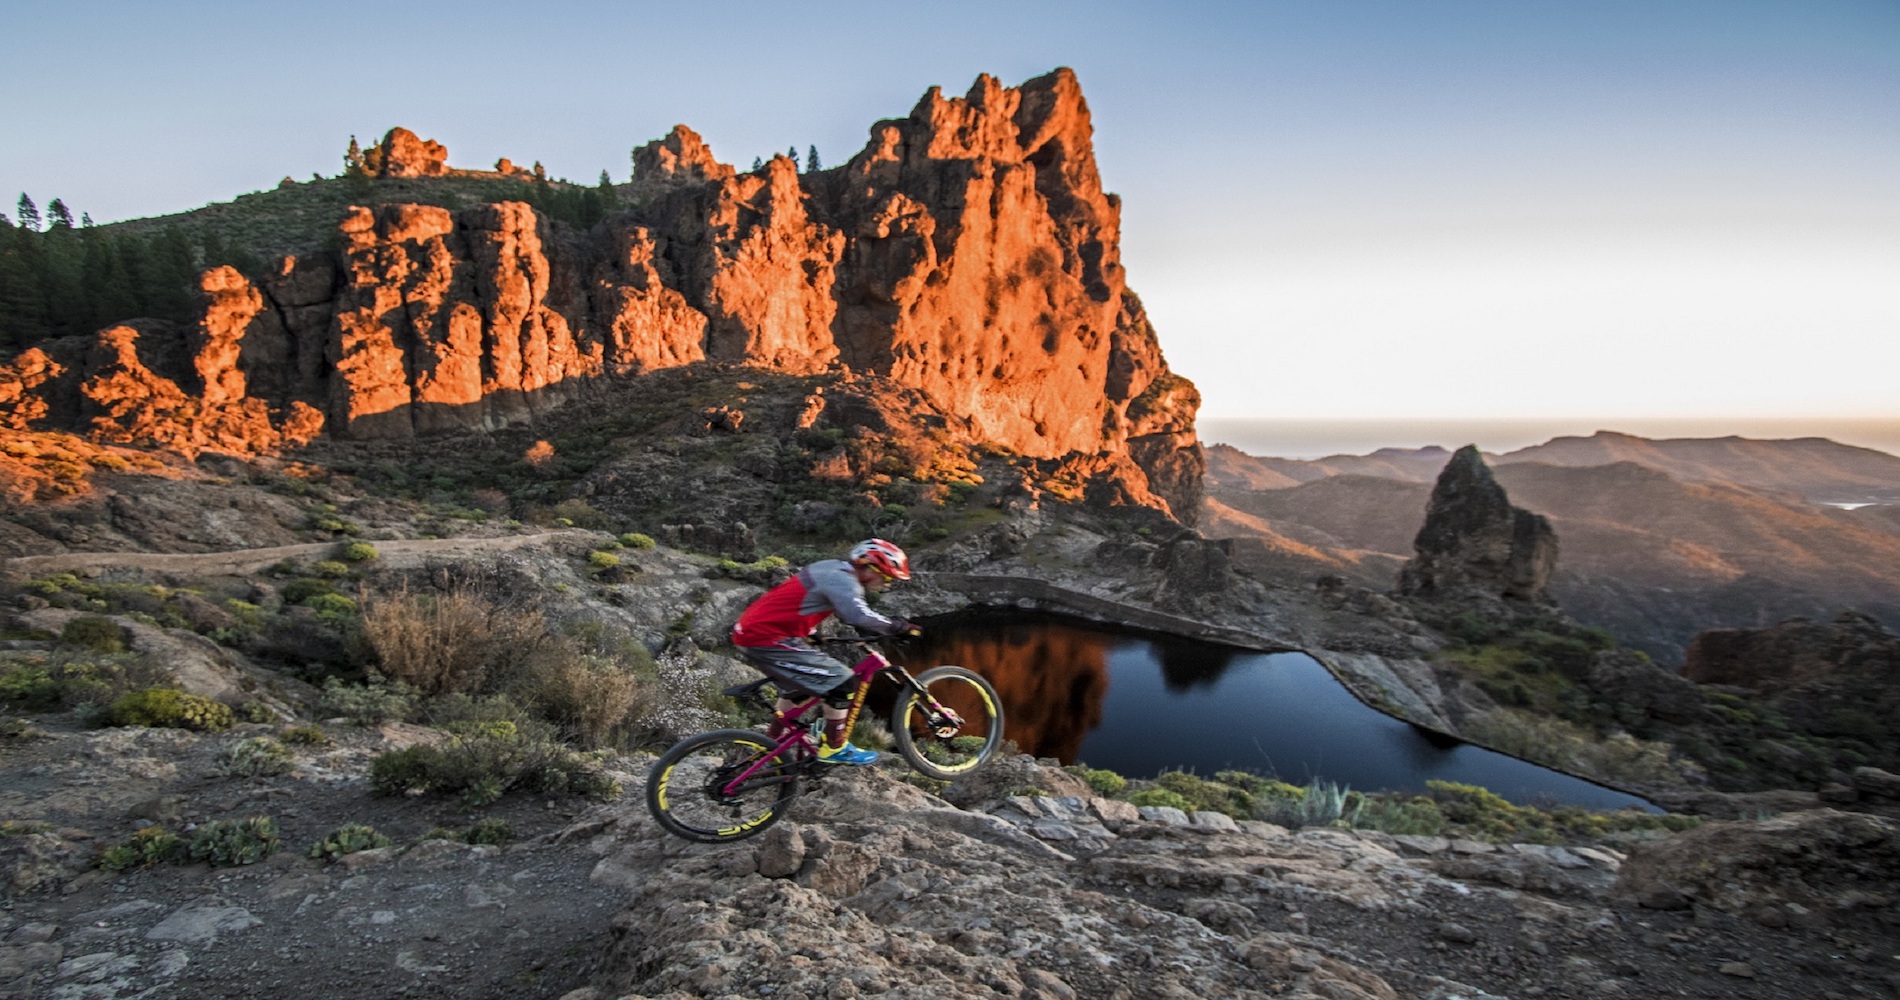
[717,647,962,797]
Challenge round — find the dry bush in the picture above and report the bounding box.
[361,587,547,697]
[531,654,654,748]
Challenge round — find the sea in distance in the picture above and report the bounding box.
[1198,416,1900,461]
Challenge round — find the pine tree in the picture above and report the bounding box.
[16,194,40,233]
[46,199,75,230]
[807,145,821,172]
[344,135,366,177]
[80,212,93,227]
[532,161,547,183]
[751,156,763,171]
[787,146,799,172]
[596,170,616,209]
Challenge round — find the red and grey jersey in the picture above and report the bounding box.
[731,559,898,647]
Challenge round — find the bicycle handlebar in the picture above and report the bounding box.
[813,626,919,646]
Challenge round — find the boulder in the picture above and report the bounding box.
[1398,445,1557,602]
[1614,809,1900,922]
[375,127,449,178]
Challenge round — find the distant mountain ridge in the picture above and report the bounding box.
[1202,431,1900,662]
[1208,430,1900,505]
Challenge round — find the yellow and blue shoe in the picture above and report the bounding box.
[816,741,879,765]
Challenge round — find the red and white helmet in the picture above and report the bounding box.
[848,538,911,581]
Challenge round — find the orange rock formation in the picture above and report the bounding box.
[0,69,1202,518]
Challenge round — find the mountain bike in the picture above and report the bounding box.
[644,632,1004,843]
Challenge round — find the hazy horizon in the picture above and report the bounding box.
[1200,416,1900,462]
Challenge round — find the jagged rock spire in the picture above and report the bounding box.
[1398,445,1557,602]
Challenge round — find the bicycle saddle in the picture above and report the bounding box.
[721,678,772,699]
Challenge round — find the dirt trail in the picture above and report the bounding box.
[0,532,586,580]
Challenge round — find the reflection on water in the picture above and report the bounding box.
[901,610,1654,811]
[896,615,1111,764]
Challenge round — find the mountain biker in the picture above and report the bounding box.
[730,538,918,765]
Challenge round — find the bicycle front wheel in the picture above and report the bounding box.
[891,666,1004,780]
[645,729,801,843]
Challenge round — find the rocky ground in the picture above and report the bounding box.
[0,714,1895,1000]
[0,471,1895,1000]
[0,715,632,999]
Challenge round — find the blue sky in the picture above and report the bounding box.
[4,0,1896,433]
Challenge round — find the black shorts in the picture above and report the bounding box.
[735,639,854,697]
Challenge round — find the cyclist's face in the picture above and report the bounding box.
[856,564,892,592]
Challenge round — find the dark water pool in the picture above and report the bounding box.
[899,610,1654,811]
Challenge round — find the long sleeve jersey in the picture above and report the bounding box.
[730,560,900,647]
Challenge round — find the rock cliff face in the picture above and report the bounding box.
[1681,612,1900,772]
[1398,445,1557,602]
[1683,610,1900,693]
[0,70,1201,519]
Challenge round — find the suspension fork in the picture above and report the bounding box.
[883,664,965,731]
[836,651,891,742]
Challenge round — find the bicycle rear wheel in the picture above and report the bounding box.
[645,729,801,843]
[891,666,1004,780]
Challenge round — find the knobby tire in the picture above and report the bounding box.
[645,729,801,843]
[891,665,1004,780]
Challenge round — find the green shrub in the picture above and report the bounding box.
[317,678,417,725]
[98,826,183,871]
[587,550,620,570]
[712,555,790,581]
[1250,779,1354,828]
[0,655,169,712]
[60,616,127,653]
[0,663,62,711]
[464,818,514,845]
[220,737,295,777]
[1153,770,1256,818]
[1427,781,1530,840]
[234,701,276,724]
[280,578,337,605]
[310,560,352,578]
[339,542,379,563]
[302,593,358,617]
[369,730,621,808]
[1443,613,1499,646]
[1125,788,1193,811]
[445,718,519,740]
[618,532,656,550]
[1351,795,1448,836]
[309,823,391,861]
[1076,768,1125,795]
[0,718,47,740]
[103,688,235,732]
[546,499,607,529]
[187,816,279,866]
[280,724,329,746]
